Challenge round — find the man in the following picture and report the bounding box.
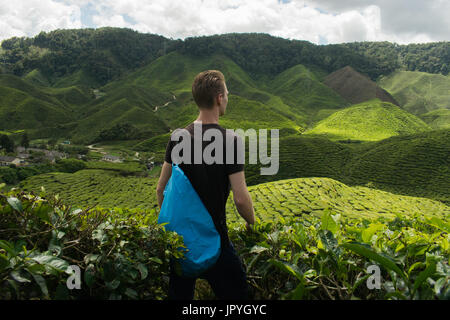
[156,70,255,300]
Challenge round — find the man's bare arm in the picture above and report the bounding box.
[229,170,255,226]
[156,161,172,209]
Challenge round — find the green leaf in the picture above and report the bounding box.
[318,229,339,255]
[362,223,385,243]
[342,242,407,281]
[0,240,16,256]
[434,277,447,297]
[408,262,425,275]
[250,245,269,254]
[125,288,138,299]
[83,254,100,264]
[413,261,437,294]
[289,281,305,300]
[92,228,107,244]
[268,259,303,281]
[321,208,338,234]
[26,264,46,275]
[137,263,148,280]
[352,274,371,293]
[6,279,19,298]
[35,203,53,224]
[106,279,120,290]
[31,253,69,272]
[0,253,9,271]
[426,217,450,233]
[30,273,49,297]
[149,257,163,264]
[10,270,31,283]
[385,292,408,300]
[7,197,23,213]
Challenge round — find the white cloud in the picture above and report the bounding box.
[0,0,448,44]
[0,0,82,41]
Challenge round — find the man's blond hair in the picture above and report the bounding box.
[192,70,226,109]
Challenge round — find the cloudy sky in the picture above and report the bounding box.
[0,0,449,45]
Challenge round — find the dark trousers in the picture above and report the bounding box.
[168,242,249,300]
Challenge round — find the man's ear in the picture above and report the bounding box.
[216,93,222,106]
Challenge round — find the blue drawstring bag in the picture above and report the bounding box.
[158,163,221,277]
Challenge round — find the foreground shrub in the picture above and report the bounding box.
[1,187,448,300]
[228,208,449,300]
[0,188,184,300]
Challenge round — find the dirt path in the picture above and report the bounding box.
[153,94,176,112]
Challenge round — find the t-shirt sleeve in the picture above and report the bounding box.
[225,134,244,176]
[164,137,174,164]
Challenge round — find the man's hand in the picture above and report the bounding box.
[229,171,255,226]
[245,222,254,232]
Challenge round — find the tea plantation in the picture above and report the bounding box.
[2,169,449,300]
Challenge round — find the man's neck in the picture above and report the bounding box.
[195,107,219,125]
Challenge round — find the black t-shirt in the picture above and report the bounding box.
[164,122,244,249]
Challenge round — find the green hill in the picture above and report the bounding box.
[245,134,352,186]
[70,98,170,144]
[103,51,305,126]
[96,52,304,136]
[377,70,450,115]
[0,74,98,139]
[343,129,450,204]
[68,83,174,143]
[420,109,450,129]
[264,64,350,120]
[0,86,73,137]
[304,99,431,141]
[1,51,310,144]
[0,74,89,111]
[245,129,449,203]
[1,32,448,146]
[323,66,399,106]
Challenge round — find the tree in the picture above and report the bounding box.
[20,132,29,148]
[0,134,14,153]
[56,159,86,173]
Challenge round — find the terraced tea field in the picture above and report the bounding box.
[343,129,450,204]
[226,177,449,224]
[245,129,450,204]
[18,169,158,209]
[304,99,430,141]
[17,167,448,223]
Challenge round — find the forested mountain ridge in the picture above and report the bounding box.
[1,28,448,87]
